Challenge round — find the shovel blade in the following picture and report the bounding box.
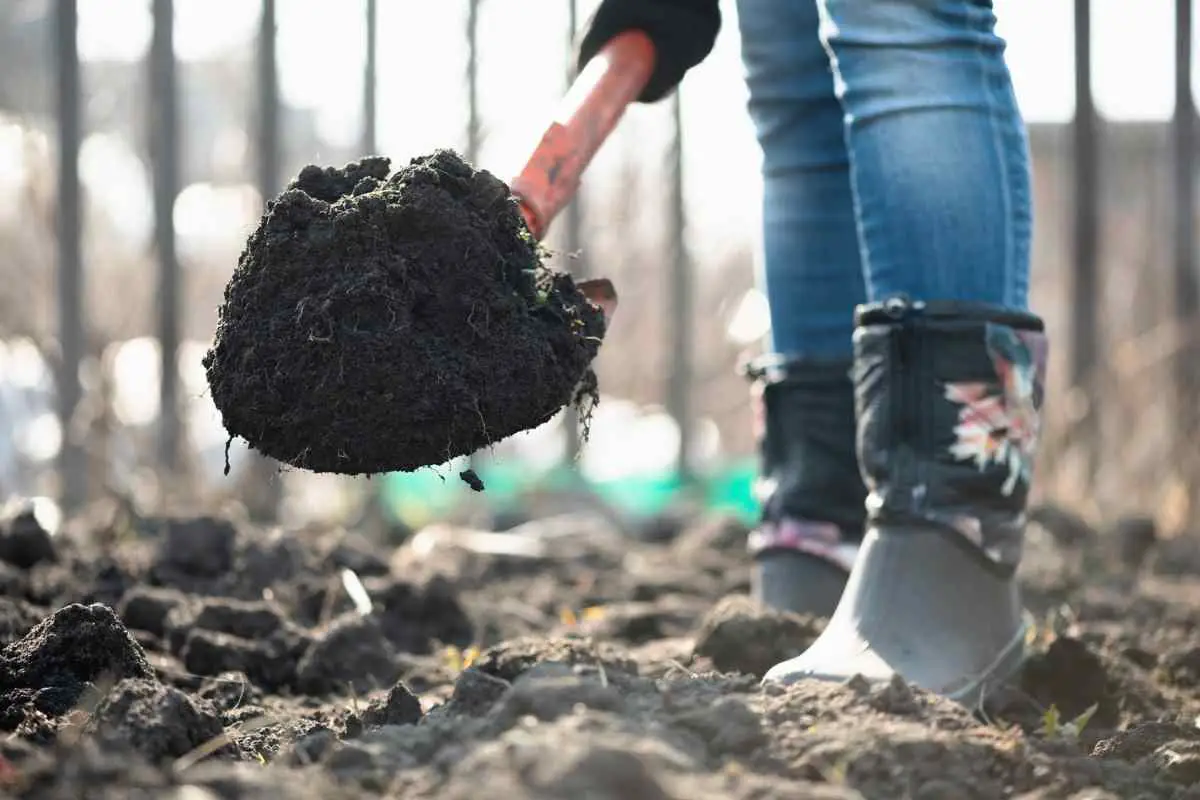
[578,278,618,324]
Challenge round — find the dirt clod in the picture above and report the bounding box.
[496,662,624,724]
[180,628,302,693]
[92,678,227,763]
[369,577,474,653]
[1152,740,1200,786]
[1113,515,1158,570]
[0,603,154,720]
[1093,722,1200,762]
[1017,637,1118,729]
[119,586,191,639]
[1158,645,1200,688]
[203,150,606,475]
[692,594,823,677]
[473,636,638,684]
[296,613,399,695]
[197,671,261,712]
[442,668,511,717]
[360,682,422,728]
[0,505,57,569]
[459,469,485,492]
[152,516,238,582]
[0,597,44,647]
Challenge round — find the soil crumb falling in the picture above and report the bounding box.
[203,150,605,475]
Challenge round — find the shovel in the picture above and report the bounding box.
[507,29,657,323]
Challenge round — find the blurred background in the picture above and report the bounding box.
[0,0,1198,538]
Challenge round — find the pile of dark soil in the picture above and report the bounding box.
[2,500,1200,799]
[203,150,605,475]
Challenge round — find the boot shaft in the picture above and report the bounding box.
[853,297,1048,574]
[743,354,867,553]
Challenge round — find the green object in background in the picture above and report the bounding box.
[380,464,467,528]
[703,458,759,523]
[381,457,760,529]
[588,472,682,517]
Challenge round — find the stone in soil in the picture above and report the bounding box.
[203,149,605,475]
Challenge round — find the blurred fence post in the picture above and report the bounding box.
[563,0,585,467]
[1173,0,1199,457]
[465,0,481,162]
[362,0,377,157]
[258,0,280,199]
[242,0,284,522]
[1070,0,1099,479]
[150,0,182,479]
[55,0,87,510]
[667,91,693,485]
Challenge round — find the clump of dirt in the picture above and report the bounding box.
[1015,637,1120,728]
[296,613,400,695]
[360,681,422,728]
[91,678,227,763]
[692,594,823,677]
[0,603,155,726]
[0,502,57,570]
[203,149,606,475]
[0,597,44,647]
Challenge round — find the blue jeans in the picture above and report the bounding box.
[736,0,1032,359]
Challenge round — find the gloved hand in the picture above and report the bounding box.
[576,0,721,104]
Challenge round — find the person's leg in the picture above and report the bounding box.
[763,0,1047,705]
[827,0,1031,307]
[735,0,869,617]
[738,0,870,358]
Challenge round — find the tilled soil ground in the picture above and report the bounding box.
[1,498,1200,799]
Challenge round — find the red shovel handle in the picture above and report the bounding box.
[511,30,656,241]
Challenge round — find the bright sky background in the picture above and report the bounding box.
[4,0,1188,481]
[72,0,1189,124]
[65,0,1194,265]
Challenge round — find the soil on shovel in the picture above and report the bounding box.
[203,150,605,475]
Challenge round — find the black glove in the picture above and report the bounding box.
[576,0,721,104]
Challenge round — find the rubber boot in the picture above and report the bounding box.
[762,297,1049,708]
[743,355,868,618]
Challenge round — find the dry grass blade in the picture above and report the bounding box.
[172,716,275,775]
[341,568,373,615]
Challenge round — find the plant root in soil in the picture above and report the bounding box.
[203,150,605,475]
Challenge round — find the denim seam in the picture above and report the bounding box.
[815,5,875,300]
[972,4,1014,308]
